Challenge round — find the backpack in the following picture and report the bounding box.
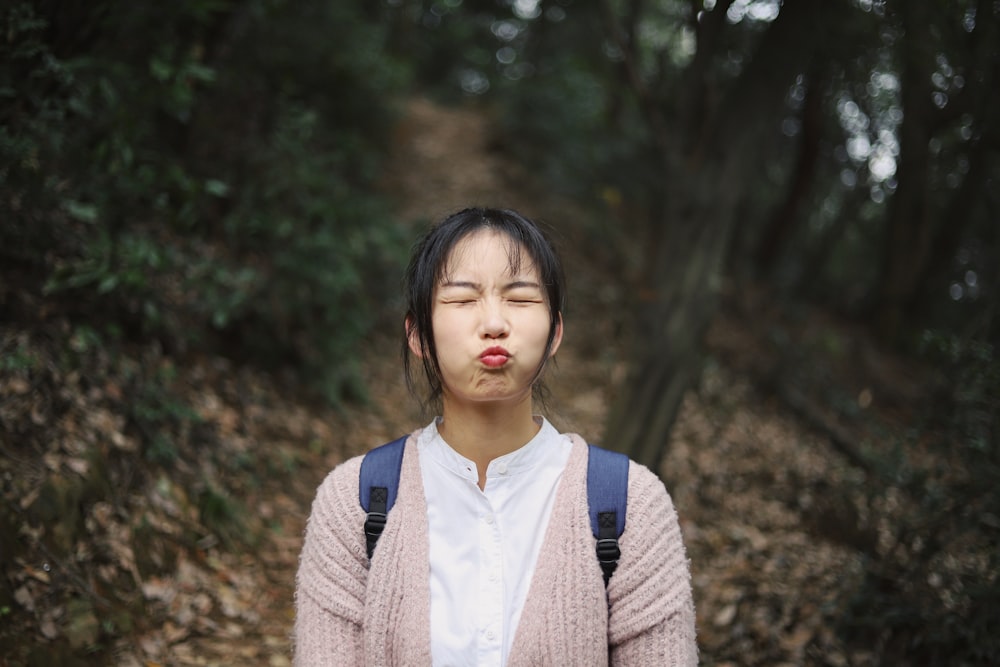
[359,436,629,586]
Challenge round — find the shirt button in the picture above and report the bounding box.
[496,462,508,475]
[486,630,496,641]
[484,514,495,525]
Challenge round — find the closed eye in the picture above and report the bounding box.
[506,290,543,304]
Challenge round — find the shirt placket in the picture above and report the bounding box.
[477,502,504,667]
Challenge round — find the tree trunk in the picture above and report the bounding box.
[603,0,851,474]
[905,135,989,322]
[606,164,738,469]
[755,66,826,272]
[883,0,1000,330]
[875,0,936,341]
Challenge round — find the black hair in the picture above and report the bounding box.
[402,207,566,409]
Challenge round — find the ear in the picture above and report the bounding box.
[405,316,424,358]
[548,312,564,358]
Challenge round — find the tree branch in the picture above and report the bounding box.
[597,0,672,154]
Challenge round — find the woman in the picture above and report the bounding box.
[294,208,697,665]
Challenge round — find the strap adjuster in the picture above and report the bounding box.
[596,538,620,564]
[364,512,387,558]
[364,512,387,538]
[596,538,620,586]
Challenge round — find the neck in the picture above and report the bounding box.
[438,395,540,490]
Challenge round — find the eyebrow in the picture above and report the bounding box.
[439,280,542,291]
[504,280,543,291]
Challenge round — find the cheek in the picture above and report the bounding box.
[516,312,556,354]
[431,310,462,341]
[526,309,554,333]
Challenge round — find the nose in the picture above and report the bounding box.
[480,299,510,339]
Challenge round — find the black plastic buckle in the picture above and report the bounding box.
[364,512,387,539]
[596,538,621,564]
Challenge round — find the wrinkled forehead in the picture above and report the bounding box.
[438,229,539,282]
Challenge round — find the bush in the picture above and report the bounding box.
[2,0,411,401]
[840,331,999,665]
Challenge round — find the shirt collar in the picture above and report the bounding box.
[418,417,563,482]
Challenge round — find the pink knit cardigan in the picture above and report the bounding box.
[294,431,697,666]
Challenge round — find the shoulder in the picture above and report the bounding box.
[607,458,694,645]
[568,439,680,540]
[311,431,426,514]
[304,454,366,550]
[565,436,673,511]
[621,460,683,552]
[301,434,422,561]
[316,454,363,499]
[625,459,674,512]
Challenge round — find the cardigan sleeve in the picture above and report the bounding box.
[293,455,369,666]
[607,463,698,666]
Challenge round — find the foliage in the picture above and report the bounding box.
[491,27,659,207]
[840,330,999,664]
[2,0,410,401]
[1,3,410,658]
[386,0,999,344]
[381,1,652,205]
[128,360,201,466]
[0,3,79,258]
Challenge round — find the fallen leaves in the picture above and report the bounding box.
[1,326,341,665]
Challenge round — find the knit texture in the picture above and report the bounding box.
[294,430,697,666]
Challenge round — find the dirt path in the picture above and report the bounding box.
[382,97,542,222]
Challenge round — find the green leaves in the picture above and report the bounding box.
[4,0,412,404]
[64,200,99,223]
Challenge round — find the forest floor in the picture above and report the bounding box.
[1,97,947,666]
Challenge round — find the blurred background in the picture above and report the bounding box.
[1,1,997,665]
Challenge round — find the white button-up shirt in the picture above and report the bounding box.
[417,417,573,667]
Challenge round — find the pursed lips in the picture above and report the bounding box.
[479,346,511,368]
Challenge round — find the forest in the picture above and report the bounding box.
[1,0,998,664]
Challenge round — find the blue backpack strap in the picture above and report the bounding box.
[587,444,630,586]
[359,436,408,560]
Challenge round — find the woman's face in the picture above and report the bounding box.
[414,229,562,409]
